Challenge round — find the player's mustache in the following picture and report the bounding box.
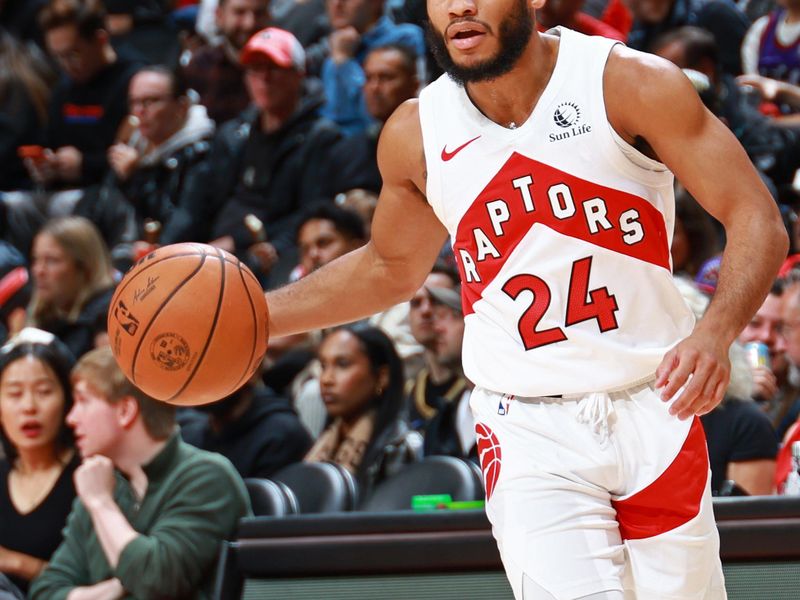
[445,16,493,38]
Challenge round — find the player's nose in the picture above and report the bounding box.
[445,0,477,19]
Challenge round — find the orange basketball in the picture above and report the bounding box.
[107,243,269,406]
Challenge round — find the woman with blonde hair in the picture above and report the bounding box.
[28,216,115,358]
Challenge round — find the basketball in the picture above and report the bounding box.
[107,243,268,406]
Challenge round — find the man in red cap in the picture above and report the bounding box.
[200,27,351,286]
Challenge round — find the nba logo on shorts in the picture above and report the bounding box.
[475,423,502,500]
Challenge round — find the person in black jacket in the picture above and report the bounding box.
[98,66,214,268]
[179,378,312,480]
[27,0,141,189]
[201,28,347,285]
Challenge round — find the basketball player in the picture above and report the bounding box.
[265,0,788,596]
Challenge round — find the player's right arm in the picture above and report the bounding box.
[266,100,449,337]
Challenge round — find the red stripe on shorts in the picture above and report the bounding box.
[611,416,708,540]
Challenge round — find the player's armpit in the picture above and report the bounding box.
[604,47,775,228]
[606,48,788,349]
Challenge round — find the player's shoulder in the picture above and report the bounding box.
[382,98,421,139]
[378,98,422,162]
[604,44,701,136]
[605,44,689,96]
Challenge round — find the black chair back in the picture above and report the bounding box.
[359,456,485,512]
[272,461,358,514]
[244,478,299,517]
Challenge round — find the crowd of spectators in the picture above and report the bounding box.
[2,0,800,596]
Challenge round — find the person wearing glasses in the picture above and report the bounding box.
[26,0,141,190]
[103,66,215,265]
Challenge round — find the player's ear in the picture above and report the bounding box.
[117,395,140,428]
[531,0,546,10]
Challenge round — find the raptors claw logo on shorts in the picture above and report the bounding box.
[475,422,502,500]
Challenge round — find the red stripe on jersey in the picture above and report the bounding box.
[452,152,671,315]
[612,416,708,540]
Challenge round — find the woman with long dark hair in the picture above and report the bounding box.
[306,325,421,496]
[0,27,53,191]
[0,329,78,595]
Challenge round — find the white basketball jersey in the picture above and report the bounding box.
[418,27,695,397]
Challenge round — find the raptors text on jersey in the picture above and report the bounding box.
[418,27,695,397]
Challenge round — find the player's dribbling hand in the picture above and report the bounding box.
[74,455,116,507]
[655,334,731,420]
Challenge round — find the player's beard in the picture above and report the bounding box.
[425,0,534,87]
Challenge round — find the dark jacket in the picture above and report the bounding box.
[38,287,114,359]
[202,93,344,281]
[360,419,422,500]
[45,56,141,187]
[106,106,215,246]
[180,387,313,480]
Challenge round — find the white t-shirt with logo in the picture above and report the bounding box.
[417,27,694,397]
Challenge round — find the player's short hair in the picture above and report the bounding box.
[39,0,107,39]
[297,202,366,243]
[72,347,175,440]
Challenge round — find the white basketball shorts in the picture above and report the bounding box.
[471,380,726,600]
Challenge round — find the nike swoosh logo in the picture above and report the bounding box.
[441,135,481,161]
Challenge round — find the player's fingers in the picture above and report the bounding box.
[660,349,698,401]
[669,355,715,418]
[677,364,722,420]
[697,379,727,416]
[655,348,678,388]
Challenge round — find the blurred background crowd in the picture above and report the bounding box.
[2,0,800,596]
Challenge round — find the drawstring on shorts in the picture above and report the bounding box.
[570,376,654,445]
[575,391,616,445]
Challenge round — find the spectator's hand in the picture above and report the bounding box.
[329,26,360,64]
[67,578,125,600]
[132,240,158,262]
[750,365,778,402]
[53,146,83,182]
[209,235,236,253]
[108,143,140,181]
[248,241,278,273]
[23,148,58,185]
[6,307,26,338]
[736,74,782,102]
[0,544,14,573]
[655,332,731,420]
[74,455,116,507]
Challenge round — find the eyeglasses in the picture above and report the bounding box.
[128,95,173,110]
[778,321,800,335]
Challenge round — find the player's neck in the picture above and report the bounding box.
[465,32,559,130]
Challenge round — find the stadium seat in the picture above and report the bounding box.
[271,461,358,514]
[359,455,485,512]
[244,478,299,516]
